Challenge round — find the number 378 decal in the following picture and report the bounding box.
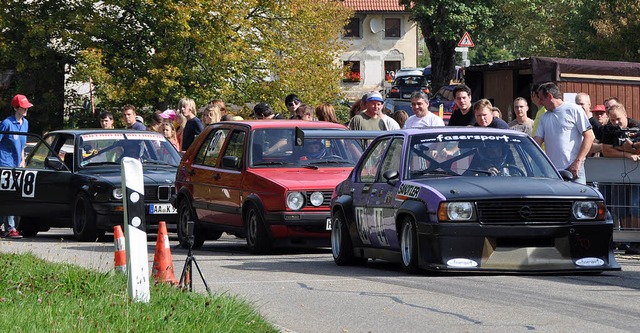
[0,169,38,198]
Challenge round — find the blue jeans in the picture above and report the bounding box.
[2,216,16,232]
[572,164,586,185]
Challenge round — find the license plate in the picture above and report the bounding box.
[326,217,332,230]
[148,203,177,214]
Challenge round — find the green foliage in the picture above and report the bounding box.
[0,253,276,332]
[0,0,352,130]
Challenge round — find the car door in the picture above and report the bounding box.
[351,137,391,248]
[5,133,75,217]
[189,127,230,222]
[366,136,404,249]
[205,128,246,228]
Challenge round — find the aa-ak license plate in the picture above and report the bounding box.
[326,217,332,230]
[148,203,177,214]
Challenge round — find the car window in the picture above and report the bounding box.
[376,137,403,182]
[357,138,390,183]
[25,135,57,169]
[394,75,426,87]
[221,130,246,170]
[406,134,559,179]
[78,132,181,167]
[195,129,229,167]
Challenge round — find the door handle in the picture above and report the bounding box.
[213,174,221,180]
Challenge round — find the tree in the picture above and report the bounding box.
[1,0,352,130]
[71,0,352,116]
[400,1,493,93]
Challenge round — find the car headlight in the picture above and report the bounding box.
[438,202,476,221]
[573,201,604,220]
[286,192,305,210]
[309,191,324,207]
[112,187,123,200]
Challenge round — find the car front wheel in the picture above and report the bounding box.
[400,217,420,274]
[332,210,367,266]
[73,193,100,242]
[245,205,271,254]
[177,198,205,249]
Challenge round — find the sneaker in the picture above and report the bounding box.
[6,229,22,239]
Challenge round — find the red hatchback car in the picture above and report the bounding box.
[173,120,371,253]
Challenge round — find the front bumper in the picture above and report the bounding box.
[93,202,177,231]
[416,222,621,273]
[263,210,331,246]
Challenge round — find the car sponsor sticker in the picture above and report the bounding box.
[81,133,125,141]
[0,169,38,198]
[326,217,332,230]
[575,257,605,267]
[446,258,478,268]
[125,132,165,141]
[396,183,419,201]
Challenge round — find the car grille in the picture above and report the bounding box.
[144,185,175,202]
[476,200,572,224]
[305,191,332,208]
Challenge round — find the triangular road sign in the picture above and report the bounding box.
[458,32,475,47]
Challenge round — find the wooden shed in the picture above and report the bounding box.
[465,57,640,122]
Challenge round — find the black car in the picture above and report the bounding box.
[0,130,181,241]
[386,75,430,99]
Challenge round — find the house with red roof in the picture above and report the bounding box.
[340,0,420,99]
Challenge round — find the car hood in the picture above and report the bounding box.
[409,177,601,201]
[77,166,176,186]
[249,167,352,190]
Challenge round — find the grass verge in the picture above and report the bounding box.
[0,253,278,332]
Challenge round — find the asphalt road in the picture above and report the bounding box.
[1,229,639,333]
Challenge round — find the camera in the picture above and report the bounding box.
[615,127,640,146]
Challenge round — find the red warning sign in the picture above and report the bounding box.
[457,32,475,47]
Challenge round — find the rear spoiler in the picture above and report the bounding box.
[294,128,384,146]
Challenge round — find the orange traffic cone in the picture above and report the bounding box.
[152,221,178,284]
[113,225,126,273]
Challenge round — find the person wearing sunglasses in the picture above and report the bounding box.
[285,93,301,119]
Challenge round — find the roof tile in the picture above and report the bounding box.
[342,0,406,12]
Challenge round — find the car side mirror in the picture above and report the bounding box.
[383,170,399,186]
[221,156,239,169]
[558,169,574,181]
[45,156,66,170]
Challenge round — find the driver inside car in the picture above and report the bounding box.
[469,141,513,176]
[299,140,326,160]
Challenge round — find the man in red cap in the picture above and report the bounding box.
[0,94,32,239]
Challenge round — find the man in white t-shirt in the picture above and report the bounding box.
[404,91,444,128]
[533,82,594,184]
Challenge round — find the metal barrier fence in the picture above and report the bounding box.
[585,157,640,243]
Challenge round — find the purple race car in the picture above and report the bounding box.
[330,127,620,274]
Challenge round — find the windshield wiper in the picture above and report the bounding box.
[309,160,352,165]
[412,169,460,177]
[300,164,319,170]
[81,161,119,167]
[252,161,293,166]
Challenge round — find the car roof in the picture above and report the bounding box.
[379,127,530,139]
[45,129,166,137]
[218,120,348,130]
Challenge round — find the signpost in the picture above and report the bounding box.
[122,157,150,303]
[457,32,475,67]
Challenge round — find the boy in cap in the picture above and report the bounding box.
[0,94,33,238]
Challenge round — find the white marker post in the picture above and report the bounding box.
[121,157,150,303]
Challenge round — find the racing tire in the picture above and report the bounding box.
[400,217,420,274]
[177,198,205,249]
[331,210,367,266]
[17,217,40,238]
[73,193,100,242]
[245,205,271,254]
